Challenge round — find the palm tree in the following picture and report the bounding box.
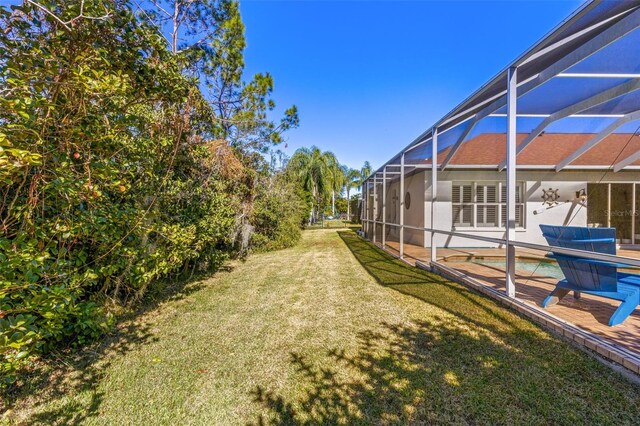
[359,161,372,191]
[287,146,340,224]
[330,164,347,217]
[344,168,361,221]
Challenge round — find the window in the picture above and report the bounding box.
[452,182,525,228]
[452,184,473,227]
[500,184,524,228]
[476,184,498,227]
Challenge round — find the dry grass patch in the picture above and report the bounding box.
[2,229,640,425]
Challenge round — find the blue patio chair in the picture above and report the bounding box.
[540,225,640,326]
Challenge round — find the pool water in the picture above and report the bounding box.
[468,259,565,280]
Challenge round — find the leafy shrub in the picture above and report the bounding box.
[0,0,302,384]
[251,172,309,251]
[0,1,236,382]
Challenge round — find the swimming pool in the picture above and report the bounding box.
[457,258,565,280]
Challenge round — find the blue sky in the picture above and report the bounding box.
[240,0,583,170]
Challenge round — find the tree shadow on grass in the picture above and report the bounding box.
[249,231,640,425]
[251,319,640,425]
[1,266,233,425]
[336,231,536,338]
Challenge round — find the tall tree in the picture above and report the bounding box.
[359,161,373,191]
[330,164,346,217]
[139,0,299,252]
[139,0,299,154]
[0,0,300,378]
[287,146,339,224]
[344,168,361,220]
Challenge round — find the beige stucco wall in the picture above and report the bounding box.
[365,169,640,248]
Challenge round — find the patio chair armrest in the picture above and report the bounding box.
[541,234,616,244]
[546,253,628,268]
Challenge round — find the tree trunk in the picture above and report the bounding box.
[172,2,179,53]
[311,186,317,225]
[346,188,351,221]
[332,191,335,217]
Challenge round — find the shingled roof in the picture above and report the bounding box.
[433,133,640,168]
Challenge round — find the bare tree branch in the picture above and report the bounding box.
[25,0,112,30]
[131,0,172,46]
[149,0,172,18]
[25,0,71,30]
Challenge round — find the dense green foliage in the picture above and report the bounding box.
[0,0,303,382]
[251,172,310,251]
[287,146,341,224]
[286,147,370,223]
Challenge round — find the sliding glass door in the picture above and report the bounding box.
[587,183,636,244]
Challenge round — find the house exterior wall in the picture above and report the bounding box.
[384,170,425,246]
[365,169,640,248]
[432,169,640,248]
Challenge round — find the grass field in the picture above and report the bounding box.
[4,229,640,425]
[305,219,350,229]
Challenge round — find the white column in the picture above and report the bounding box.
[400,153,405,259]
[633,183,636,245]
[382,167,387,248]
[431,128,438,263]
[363,180,367,235]
[373,175,377,244]
[506,66,517,298]
[368,181,371,235]
[424,169,429,248]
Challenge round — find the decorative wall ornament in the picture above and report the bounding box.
[542,188,560,206]
[576,188,588,202]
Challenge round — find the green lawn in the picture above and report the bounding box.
[305,219,349,229]
[4,229,640,425]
